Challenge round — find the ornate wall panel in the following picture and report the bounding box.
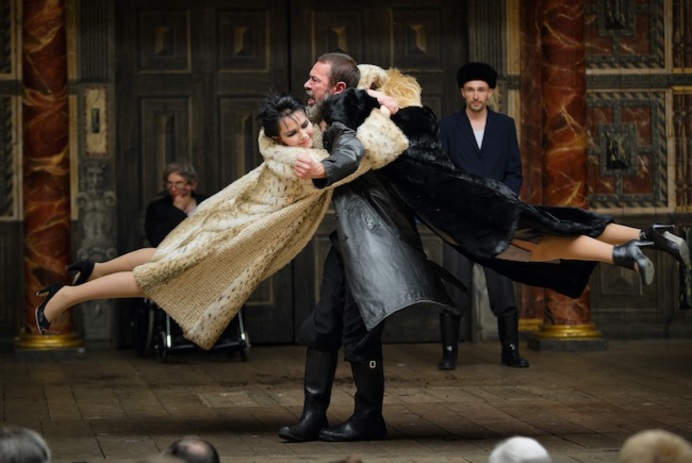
[586,90,668,211]
[672,0,692,69]
[217,10,268,71]
[139,98,191,205]
[584,0,665,70]
[137,10,191,73]
[217,98,261,187]
[674,92,692,210]
[584,0,681,215]
[392,10,441,69]
[0,0,12,75]
[312,11,364,59]
[0,96,17,219]
[0,0,18,221]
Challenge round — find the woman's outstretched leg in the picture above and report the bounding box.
[596,223,689,265]
[516,235,614,263]
[36,271,145,333]
[593,223,640,245]
[513,235,654,285]
[73,248,156,283]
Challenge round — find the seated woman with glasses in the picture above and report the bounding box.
[145,160,209,247]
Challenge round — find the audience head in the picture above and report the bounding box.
[488,436,552,463]
[258,93,313,147]
[162,436,220,463]
[330,456,363,463]
[619,429,692,463]
[162,160,198,195]
[0,426,51,463]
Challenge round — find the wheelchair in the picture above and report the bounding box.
[133,299,250,363]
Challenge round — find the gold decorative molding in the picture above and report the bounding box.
[531,323,603,339]
[14,332,83,349]
[518,317,542,333]
[84,86,108,157]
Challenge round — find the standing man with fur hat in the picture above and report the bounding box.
[436,62,529,370]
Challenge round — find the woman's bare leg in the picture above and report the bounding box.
[43,271,145,322]
[89,248,156,281]
[593,223,640,245]
[513,236,615,263]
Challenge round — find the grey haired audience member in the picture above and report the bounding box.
[162,436,220,463]
[330,456,363,463]
[619,429,692,463]
[489,436,552,463]
[0,426,51,463]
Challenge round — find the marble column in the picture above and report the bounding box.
[16,0,81,349]
[528,0,605,349]
[518,0,546,333]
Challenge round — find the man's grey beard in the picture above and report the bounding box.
[307,99,327,123]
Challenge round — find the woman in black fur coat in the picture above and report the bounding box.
[322,88,690,298]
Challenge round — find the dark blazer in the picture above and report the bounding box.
[438,108,523,195]
[144,191,208,247]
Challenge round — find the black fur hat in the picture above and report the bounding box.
[456,62,498,89]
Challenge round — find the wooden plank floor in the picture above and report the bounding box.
[3,340,692,463]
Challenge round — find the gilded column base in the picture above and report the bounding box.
[13,332,85,361]
[527,323,608,352]
[518,317,543,333]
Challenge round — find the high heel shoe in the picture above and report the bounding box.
[612,240,655,286]
[640,224,690,266]
[34,283,64,335]
[66,261,94,285]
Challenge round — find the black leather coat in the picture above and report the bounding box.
[319,108,453,330]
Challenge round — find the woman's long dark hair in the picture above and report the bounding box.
[257,92,307,138]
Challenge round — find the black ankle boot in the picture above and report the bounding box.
[612,240,655,285]
[277,348,338,442]
[640,224,690,266]
[318,361,387,442]
[66,261,95,285]
[437,310,460,370]
[498,309,529,368]
[501,344,529,368]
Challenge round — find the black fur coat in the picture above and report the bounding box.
[324,89,614,299]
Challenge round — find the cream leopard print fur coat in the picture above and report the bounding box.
[133,109,407,349]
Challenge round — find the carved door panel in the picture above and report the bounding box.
[116,0,464,345]
[115,0,293,343]
[289,0,466,342]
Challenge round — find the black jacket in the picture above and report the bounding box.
[439,108,523,195]
[144,191,208,247]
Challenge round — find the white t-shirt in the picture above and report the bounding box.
[473,129,484,149]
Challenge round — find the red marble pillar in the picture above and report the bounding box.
[17,0,80,348]
[532,0,602,342]
[518,0,546,333]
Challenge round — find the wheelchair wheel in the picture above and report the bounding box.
[239,331,250,361]
[155,331,168,363]
[133,299,155,358]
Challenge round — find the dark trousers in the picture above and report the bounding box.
[298,245,384,365]
[442,245,517,318]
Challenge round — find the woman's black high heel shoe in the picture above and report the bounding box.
[35,283,64,335]
[640,224,690,266]
[66,261,94,285]
[612,240,655,286]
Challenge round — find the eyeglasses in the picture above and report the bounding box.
[165,181,188,189]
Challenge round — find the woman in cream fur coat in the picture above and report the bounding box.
[34,89,408,349]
